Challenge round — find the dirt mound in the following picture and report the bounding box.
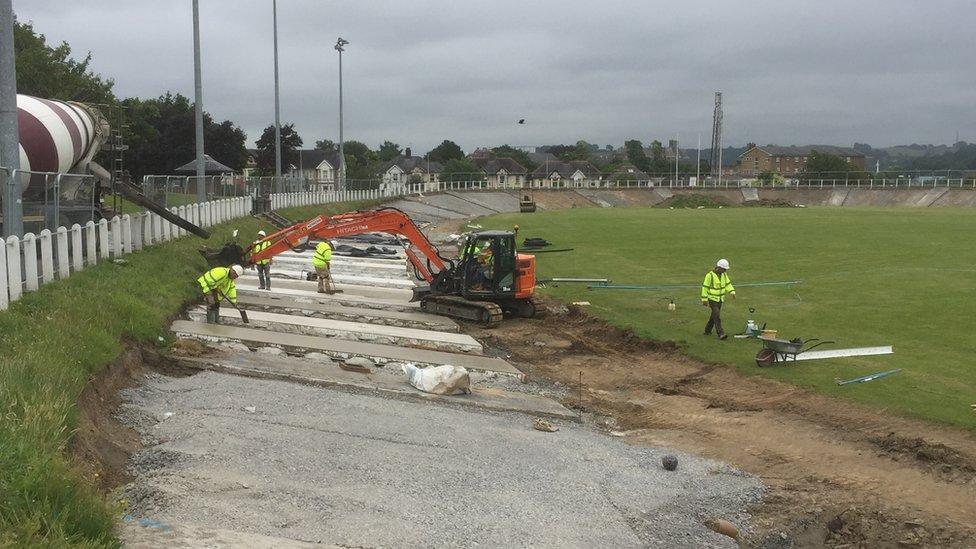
[744,197,798,208]
[656,193,730,209]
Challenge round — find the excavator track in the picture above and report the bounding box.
[420,295,504,328]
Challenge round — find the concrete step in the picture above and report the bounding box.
[236,294,457,331]
[237,277,416,299]
[237,286,420,312]
[173,352,575,421]
[244,271,416,289]
[171,320,522,378]
[270,257,408,273]
[276,251,406,265]
[253,264,411,281]
[187,307,481,353]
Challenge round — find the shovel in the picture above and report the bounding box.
[220,294,249,323]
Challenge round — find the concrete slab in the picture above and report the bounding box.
[236,294,457,331]
[827,187,850,206]
[173,352,576,421]
[171,320,523,377]
[386,199,466,222]
[271,256,408,273]
[446,191,520,213]
[237,286,420,312]
[741,187,759,201]
[245,271,417,289]
[915,187,949,207]
[257,264,411,282]
[653,188,674,200]
[237,277,416,301]
[415,193,497,217]
[187,308,482,353]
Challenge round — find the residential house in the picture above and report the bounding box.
[529,160,602,187]
[288,149,342,189]
[470,156,528,188]
[377,148,442,192]
[737,145,866,176]
[243,149,259,178]
[608,162,649,182]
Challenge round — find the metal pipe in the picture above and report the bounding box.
[192,0,206,204]
[273,0,281,188]
[0,0,23,236]
[588,280,803,291]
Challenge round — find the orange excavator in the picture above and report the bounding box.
[210,207,539,327]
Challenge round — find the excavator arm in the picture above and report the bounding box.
[245,207,451,282]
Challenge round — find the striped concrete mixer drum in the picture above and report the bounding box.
[16,94,107,200]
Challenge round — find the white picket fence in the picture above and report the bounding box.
[0,188,390,311]
[269,188,387,210]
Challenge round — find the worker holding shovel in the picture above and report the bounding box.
[701,258,735,340]
[198,264,243,324]
[313,240,339,294]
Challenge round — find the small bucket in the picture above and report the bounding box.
[761,329,778,339]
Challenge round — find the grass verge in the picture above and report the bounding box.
[479,206,976,430]
[0,198,379,546]
[276,197,388,221]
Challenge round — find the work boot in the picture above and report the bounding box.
[206,308,218,324]
[718,334,728,341]
[258,285,265,290]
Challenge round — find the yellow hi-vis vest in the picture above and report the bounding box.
[312,241,333,268]
[198,266,237,304]
[253,240,272,265]
[701,270,735,303]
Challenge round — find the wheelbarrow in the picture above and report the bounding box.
[755,337,835,367]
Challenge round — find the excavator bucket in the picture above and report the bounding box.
[410,285,432,303]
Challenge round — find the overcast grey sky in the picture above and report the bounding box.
[15,1,976,152]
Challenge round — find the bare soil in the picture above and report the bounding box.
[70,341,194,493]
[467,300,976,548]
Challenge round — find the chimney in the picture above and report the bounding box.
[405,147,412,157]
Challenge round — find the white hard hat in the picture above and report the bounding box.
[716,258,730,270]
[257,230,266,237]
[231,265,244,276]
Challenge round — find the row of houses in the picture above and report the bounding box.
[238,143,869,190]
[242,146,651,190]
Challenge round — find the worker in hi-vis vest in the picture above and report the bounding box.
[198,264,243,324]
[701,258,736,340]
[312,240,340,294]
[253,230,273,290]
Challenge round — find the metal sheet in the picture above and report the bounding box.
[791,346,893,361]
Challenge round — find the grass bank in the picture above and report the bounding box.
[0,197,379,546]
[276,197,388,221]
[479,206,976,430]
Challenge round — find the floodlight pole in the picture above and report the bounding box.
[192,0,206,204]
[273,0,282,192]
[0,0,22,236]
[335,37,348,191]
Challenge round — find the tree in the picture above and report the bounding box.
[440,158,483,182]
[573,140,592,161]
[490,145,534,171]
[14,19,115,103]
[801,150,871,180]
[315,139,337,152]
[648,140,670,172]
[426,140,464,163]
[205,120,248,172]
[378,140,402,161]
[255,123,303,173]
[341,140,378,180]
[624,139,650,172]
[120,93,247,179]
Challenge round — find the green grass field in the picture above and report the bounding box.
[479,206,976,430]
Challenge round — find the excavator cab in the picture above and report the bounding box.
[458,232,518,299]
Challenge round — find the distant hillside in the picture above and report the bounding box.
[854,142,971,170]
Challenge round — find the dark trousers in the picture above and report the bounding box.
[704,300,724,336]
[257,264,271,289]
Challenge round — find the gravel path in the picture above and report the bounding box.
[119,372,762,547]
